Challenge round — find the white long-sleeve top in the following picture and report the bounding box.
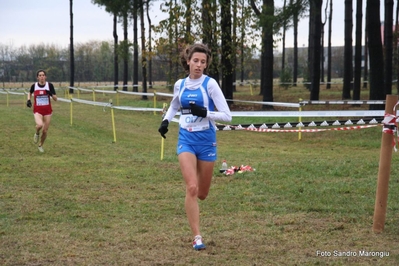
[163,74,232,129]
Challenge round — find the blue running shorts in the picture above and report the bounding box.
[177,142,217,162]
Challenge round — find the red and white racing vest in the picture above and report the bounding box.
[33,82,52,115]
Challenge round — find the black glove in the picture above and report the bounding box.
[46,90,53,96]
[190,103,207,118]
[26,99,32,108]
[158,120,169,139]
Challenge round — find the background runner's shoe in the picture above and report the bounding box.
[34,133,39,144]
[38,146,44,153]
[192,235,206,250]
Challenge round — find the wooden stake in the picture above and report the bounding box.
[372,94,398,233]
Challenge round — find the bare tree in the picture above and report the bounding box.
[183,0,193,43]
[367,0,385,109]
[146,0,153,89]
[221,0,234,103]
[92,0,130,91]
[395,0,399,93]
[239,0,246,85]
[342,0,353,99]
[122,11,128,91]
[133,1,139,92]
[282,0,287,72]
[251,0,275,108]
[140,0,148,99]
[69,0,75,94]
[320,0,329,84]
[384,0,394,95]
[292,0,299,87]
[232,0,238,92]
[309,0,322,100]
[363,16,368,89]
[353,0,363,100]
[326,0,332,89]
[306,0,315,91]
[202,0,220,83]
[113,14,119,91]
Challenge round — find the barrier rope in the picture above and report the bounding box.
[217,123,379,133]
[382,101,399,151]
[244,124,378,133]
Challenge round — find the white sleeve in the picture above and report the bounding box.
[207,78,232,122]
[163,79,182,122]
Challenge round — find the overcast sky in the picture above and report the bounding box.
[0,1,388,51]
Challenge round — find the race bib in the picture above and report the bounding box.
[180,114,210,132]
[36,95,49,106]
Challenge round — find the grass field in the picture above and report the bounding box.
[1,84,399,265]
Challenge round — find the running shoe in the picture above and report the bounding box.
[192,235,206,250]
[34,133,39,144]
[38,146,44,153]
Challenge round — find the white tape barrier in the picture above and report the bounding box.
[28,97,389,119]
[0,90,25,95]
[152,92,174,97]
[1,90,388,121]
[238,124,378,133]
[93,89,117,94]
[63,87,387,108]
[71,98,110,107]
[89,84,144,89]
[300,100,385,105]
[227,99,300,108]
[67,86,297,108]
[69,86,172,98]
[230,110,385,117]
[57,97,73,103]
[117,90,153,97]
[113,106,162,112]
[58,97,163,112]
[69,87,92,92]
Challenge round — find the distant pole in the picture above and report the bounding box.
[372,94,398,233]
[298,98,302,141]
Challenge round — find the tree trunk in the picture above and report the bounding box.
[342,0,353,99]
[367,0,385,109]
[310,0,322,100]
[69,0,74,94]
[395,0,399,94]
[240,0,245,85]
[321,0,328,84]
[292,0,298,87]
[140,1,148,100]
[384,0,394,95]
[202,0,220,83]
[174,0,179,82]
[282,0,287,72]
[363,21,369,89]
[232,0,237,92]
[327,0,332,89]
[113,14,119,91]
[220,0,234,104]
[251,0,274,106]
[167,0,173,91]
[146,1,152,89]
[184,0,192,43]
[263,0,274,106]
[123,13,128,91]
[133,4,139,92]
[307,2,314,90]
[353,0,363,100]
